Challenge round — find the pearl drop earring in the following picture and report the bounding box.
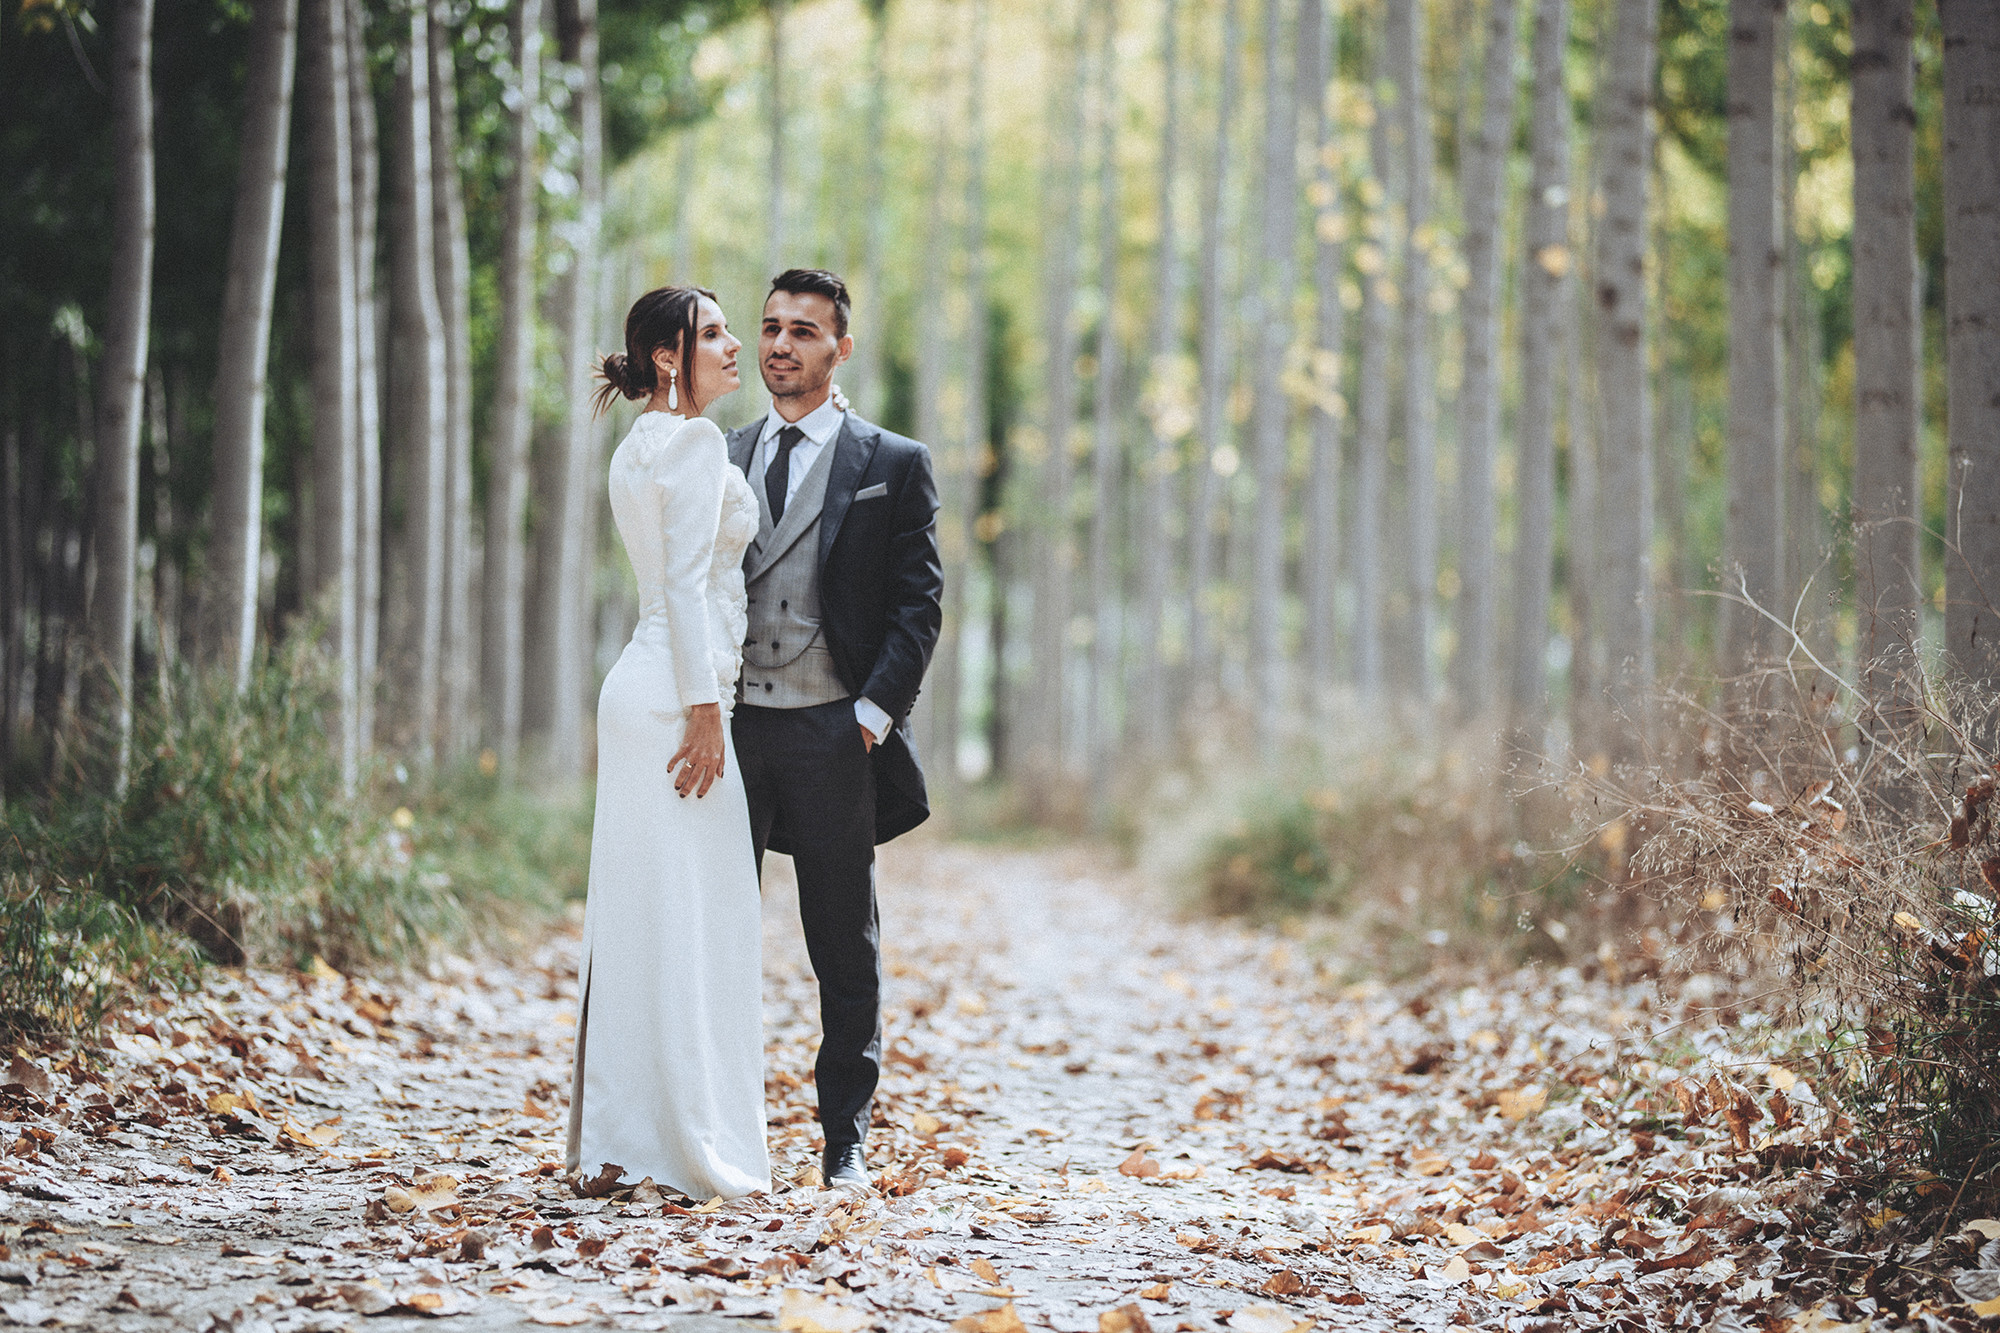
[666,366,679,412]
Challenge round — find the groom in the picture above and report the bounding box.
[727,268,943,1191]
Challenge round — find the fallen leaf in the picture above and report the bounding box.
[780,1288,875,1333]
[941,1146,971,1168]
[1258,1270,1305,1296]
[1973,1297,2000,1318]
[337,1282,395,1315]
[1100,1303,1152,1333]
[1496,1085,1547,1121]
[913,1111,942,1137]
[1118,1147,1161,1178]
[526,1306,596,1326]
[1408,1149,1449,1176]
[1962,1219,2000,1241]
[0,1299,54,1327]
[382,1186,416,1214]
[1442,1222,1486,1248]
[1226,1305,1311,1333]
[1137,1282,1172,1301]
[1433,1255,1471,1286]
[951,1302,1027,1333]
[971,1258,1001,1284]
[2,1057,52,1102]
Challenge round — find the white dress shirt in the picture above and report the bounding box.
[751,397,895,745]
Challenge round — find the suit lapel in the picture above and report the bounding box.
[745,434,838,582]
[818,415,880,572]
[727,418,762,478]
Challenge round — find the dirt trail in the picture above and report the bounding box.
[0,841,1833,1332]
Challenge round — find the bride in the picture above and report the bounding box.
[565,285,770,1199]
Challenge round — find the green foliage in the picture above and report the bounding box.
[0,634,590,1041]
[1203,795,1341,917]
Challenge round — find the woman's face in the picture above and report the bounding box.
[689,295,741,407]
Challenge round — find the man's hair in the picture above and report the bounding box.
[767,268,852,339]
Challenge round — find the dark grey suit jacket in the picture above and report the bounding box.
[726,411,943,847]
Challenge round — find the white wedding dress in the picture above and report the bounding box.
[566,409,771,1200]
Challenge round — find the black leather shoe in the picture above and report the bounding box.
[822,1143,871,1192]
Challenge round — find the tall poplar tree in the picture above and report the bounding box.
[205,0,297,690]
[1248,0,1297,748]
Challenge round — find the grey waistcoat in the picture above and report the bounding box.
[739,435,847,709]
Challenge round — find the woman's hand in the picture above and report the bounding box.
[670,703,726,798]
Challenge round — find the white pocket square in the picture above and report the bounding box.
[853,482,889,501]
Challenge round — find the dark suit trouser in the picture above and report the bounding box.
[732,699,880,1150]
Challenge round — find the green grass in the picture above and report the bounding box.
[0,635,592,1041]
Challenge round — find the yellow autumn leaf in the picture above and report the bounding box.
[1973,1297,2000,1318]
[912,1111,942,1137]
[1893,911,1925,932]
[778,1289,873,1333]
[951,1303,1027,1333]
[1498,1085,1548,1121]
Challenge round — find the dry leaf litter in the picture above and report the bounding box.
[0,842,1995,1332]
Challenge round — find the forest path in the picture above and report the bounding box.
[0,841,1801,1333]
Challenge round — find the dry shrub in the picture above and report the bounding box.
[1627,655,2000,1185]
[1138,700,1565,973]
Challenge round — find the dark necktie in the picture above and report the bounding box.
[766,425,804,524]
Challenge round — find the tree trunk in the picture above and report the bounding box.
[1851,0,1921,715]
[766,0,787,275]
[1450,0,1519,718]
[1086,0,1122,791]
[205,0,297,690]
[1352,25,1393,698]
[387,0,449,770]
[1390,0,1437,700]
[528,0,602,779]
[851,0,892,419]
[1565,242,1600,760]
[1718,0,1784,681]
[1300,0,1341,710]
[1134,0,1180,751]
[1187,0,1241,714]
[1028,0,1086,781]
[1940,0,2000,703]
[481,0,540,774]
[1247,0,1295,750]
[300,0,359,788]
[1506,0,1570,758]
[347,0,383,755]
[87,0,155,789]
[429,0,474,765]
[957,0,989,792]
[1595,0,1657,757]
[912,46,953,795]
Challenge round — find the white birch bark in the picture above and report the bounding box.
[1300,0,1343,707]
[206,0,297,691]
[1135,0,1181,750]
[1718,0,1784,680]
[766,0,787,275]
[1595,0,1657,755]
[1352,30,1393,697]
[480,0,540,773]
[1390,0,1437,699]
[1187,0,1241,709]
[387,0,448,769]
[1247,0,1296,748]
[1086,0,1122,784]
[1450,0,1519,718]
[347,0,384,755]
[540,0,602,778]
[851,0,892,419]
[913,37,954,792]
[88,0,155,789]
[1506,0,1569,757]
[1939,0,2000,700]
[300,0,359,788]
[956,0,989,789]
[429,0,475,764]
[1029,0,1086,778]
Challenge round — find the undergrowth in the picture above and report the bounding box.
[0,634,592,1041]
[1141,704,1588,978]
[1629,656,2000,1194]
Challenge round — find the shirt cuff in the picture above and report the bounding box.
[855,697,894,743]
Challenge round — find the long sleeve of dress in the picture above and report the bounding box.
[656,418,727,710]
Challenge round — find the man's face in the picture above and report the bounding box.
[759,290,851,400]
